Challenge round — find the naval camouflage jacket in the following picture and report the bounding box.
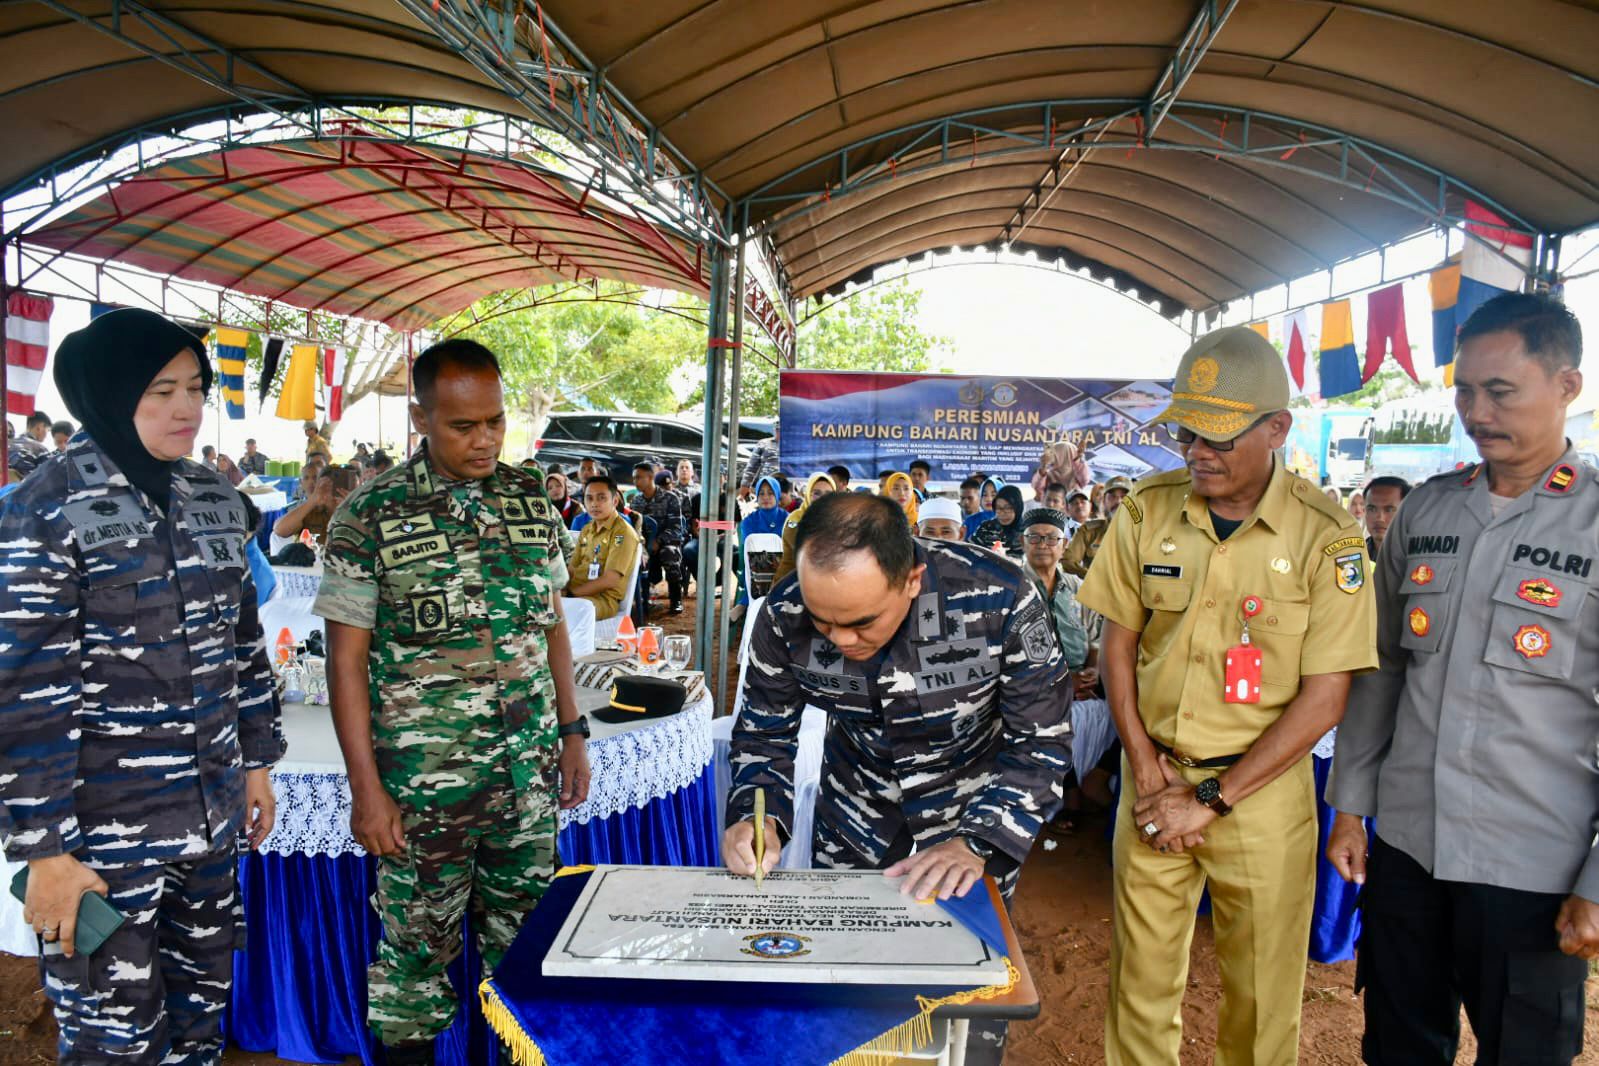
[729,538,1073,866]
[0,434,283,866]
[315,445,569,805]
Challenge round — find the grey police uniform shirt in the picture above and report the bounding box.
[729,538,1073,867]
[1329,451,1599,900]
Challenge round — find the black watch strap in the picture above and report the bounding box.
[557,715,590,739]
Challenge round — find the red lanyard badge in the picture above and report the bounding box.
[1224,596,1263,704]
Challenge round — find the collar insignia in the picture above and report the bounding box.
[1545,464,1577,493]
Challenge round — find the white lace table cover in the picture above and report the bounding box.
[1311,726,1338,762]
[260,696,714,857]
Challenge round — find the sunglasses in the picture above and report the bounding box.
[1173,412,1278,453]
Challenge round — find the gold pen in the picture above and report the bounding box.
[753,788,766,893]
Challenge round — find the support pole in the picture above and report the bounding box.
[715,236,748,713]
[1,226,9,481]
[693,244,731,675]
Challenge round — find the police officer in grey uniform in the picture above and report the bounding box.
[0,309,283,1065]
[1328,293,1599,1064]
[724,492,1072,1065]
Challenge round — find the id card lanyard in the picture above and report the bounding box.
[1224,595,1263,704]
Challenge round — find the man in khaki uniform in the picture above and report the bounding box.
[1077,326,1376,1065]
[567,474,641,621]
[1061,475,1132,576]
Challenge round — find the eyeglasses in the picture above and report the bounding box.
[1023,533,1063,546]
[1172,412,1277,452]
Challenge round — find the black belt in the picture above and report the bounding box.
[1152,739,1244,769]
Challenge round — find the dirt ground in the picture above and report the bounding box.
[1,588,1595,1064]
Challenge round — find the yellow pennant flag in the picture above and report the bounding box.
[276,343,319,421]
[1248,321,1270,340]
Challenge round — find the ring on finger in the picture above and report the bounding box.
[1142,821,1159,837]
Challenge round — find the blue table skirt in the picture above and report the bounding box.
[228,762,719,1064]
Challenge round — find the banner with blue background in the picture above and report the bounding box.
[779,371,1185,485]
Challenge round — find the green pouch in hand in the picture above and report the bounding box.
[9,866,125,955]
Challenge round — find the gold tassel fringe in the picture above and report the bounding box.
[479,979,549,1066]
[829,957,1021,1065]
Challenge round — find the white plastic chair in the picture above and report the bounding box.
[742,531,784,602]
[592,545,643,643]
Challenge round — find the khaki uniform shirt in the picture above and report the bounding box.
[1077,461,1377,760]
[1330,453,1599,899]
[1061,517,1109,577]
[573,512,641,621]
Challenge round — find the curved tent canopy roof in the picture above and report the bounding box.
[2,0,1597,321]
[540,0,1599,309]
[23,135,709,331]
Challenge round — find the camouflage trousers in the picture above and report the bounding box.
[814,816,1016,1066]
[40,840,240,1066]
[368,775,557,1046]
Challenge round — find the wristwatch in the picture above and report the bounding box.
[1195,776,1233,816]
[557,715,590,740]
[960,833,995,860]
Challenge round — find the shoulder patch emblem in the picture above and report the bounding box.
[1545,464,1577,493]
[1409,564,1434,586]
[1513,623,1551,659]
[1516,577,1562,608]
[1408,607,1431,637]
[1121,497,1142,524]
[1020,619,1056,663]
[1323,536,1364,557]
[1334,552,1365,594]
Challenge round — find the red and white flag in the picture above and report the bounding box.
[5,293,54,416]
[323,346,344,422]
[1284,308,1317,399]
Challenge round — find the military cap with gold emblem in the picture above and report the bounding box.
[1151,325,1290,441]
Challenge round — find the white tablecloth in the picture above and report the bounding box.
[262,691,714,856]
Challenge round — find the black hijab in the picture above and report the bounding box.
[54,309,210,511]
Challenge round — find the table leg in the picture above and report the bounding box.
[948,1018,968,1066]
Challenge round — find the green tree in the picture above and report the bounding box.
[717,280,951,416]
[455,283,708,424]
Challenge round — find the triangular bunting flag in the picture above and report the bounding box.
[1248,321,1270,340]
[1318,300,1361,399]
[214,327,249,419]
[4,293,53,417]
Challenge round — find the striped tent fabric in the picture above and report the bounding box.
[5,293,53,416]
[214,327,250,419]
[23,138,708,331]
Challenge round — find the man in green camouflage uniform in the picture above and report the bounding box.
[315,340,591,1065]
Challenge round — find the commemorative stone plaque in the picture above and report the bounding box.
[542,865,1010,986]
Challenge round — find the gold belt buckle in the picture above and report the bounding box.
[1170,748,1199,768]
